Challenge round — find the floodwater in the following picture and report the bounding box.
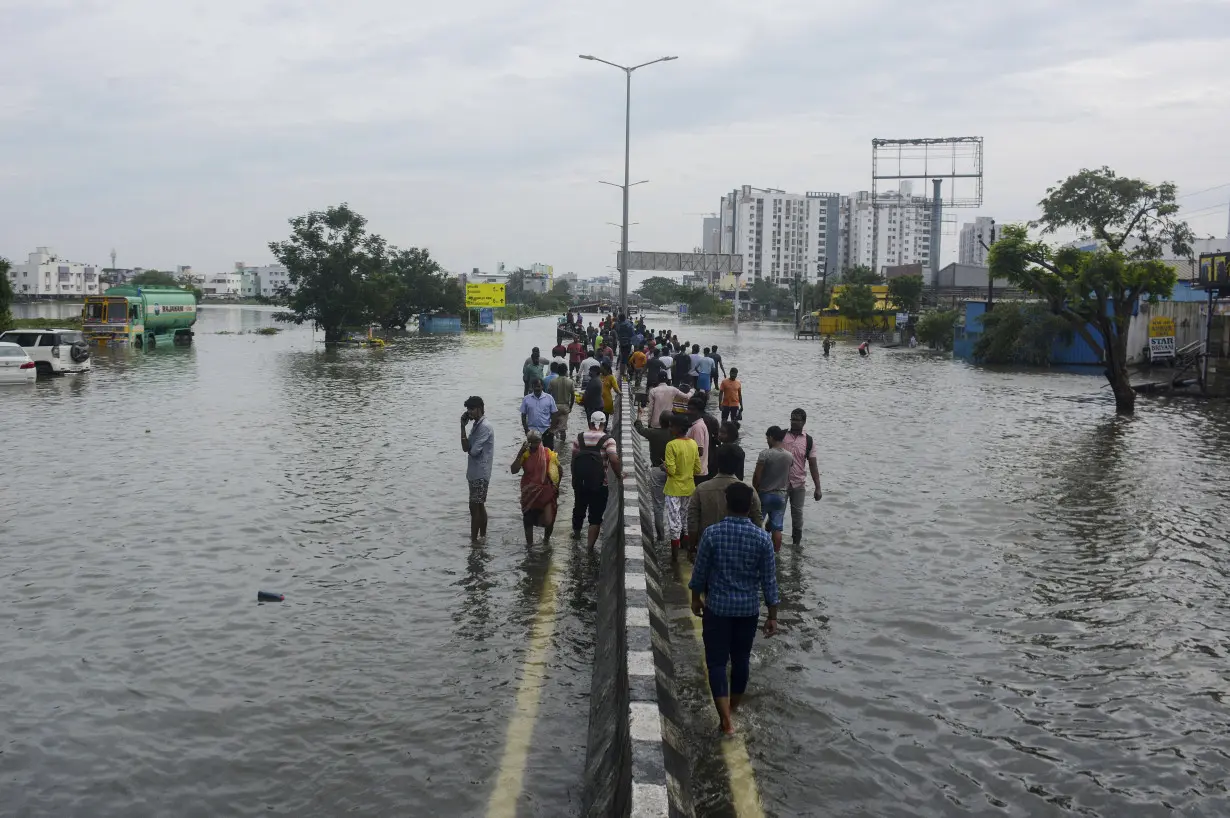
[661,321,1230,818]
[2,306,1228,818]
[1,305,598,817]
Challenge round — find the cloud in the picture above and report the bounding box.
[0,0,1228,272]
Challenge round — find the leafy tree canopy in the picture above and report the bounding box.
[989,167,1192,414]
[0,257,13,332]
[635,276,688,306]
[270,203,390,342]
[843,265,881,285]
[915,309,958,351]
[887,274,924,315]
[835,283,877,323]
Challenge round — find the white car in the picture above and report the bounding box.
[0,341,36,384]
[0,329,92,376]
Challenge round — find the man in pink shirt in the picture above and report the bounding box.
[782,407,822,546]
[686,394,711,482]
[647,372,692,428]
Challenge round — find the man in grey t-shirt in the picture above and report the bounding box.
[461,395,494,542]
[752,425,794,551]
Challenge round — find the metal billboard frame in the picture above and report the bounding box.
[617,251,743,274]
[870,136,984,278]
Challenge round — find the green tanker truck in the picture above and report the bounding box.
[82,285,198,348]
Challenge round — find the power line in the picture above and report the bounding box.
[1180,202,1229,218]
[1177,181,1230,200]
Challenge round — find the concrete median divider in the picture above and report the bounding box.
[582,390,694,818]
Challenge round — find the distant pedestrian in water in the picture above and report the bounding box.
[710,344,727,379]
[520,378,559,450]
[689,481,779,736]
[582,365,605,425]
[696,347,715,393]
[511,430,560,546]
[858,341,869,357]
[522,347,545,395]
[719,367,743,424]
[460,396,493,541]
[782,408,822,546]
[753,425,793,552]
[599,362,620,421]
[822,336,833,357]
[909,334,918,348]
[567,337,586,377]
[571,411,622,548]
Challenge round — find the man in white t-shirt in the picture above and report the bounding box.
[579,351,602,387]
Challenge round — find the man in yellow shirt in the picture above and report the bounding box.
[663,414,702,552]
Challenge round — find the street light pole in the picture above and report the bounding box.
[580,54,677,317]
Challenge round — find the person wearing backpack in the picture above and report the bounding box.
[782,408,823,546]
[571,411,623,548]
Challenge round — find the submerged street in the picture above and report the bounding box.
[3,306,1230,817]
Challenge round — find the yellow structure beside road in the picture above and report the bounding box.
[466,283,507,308]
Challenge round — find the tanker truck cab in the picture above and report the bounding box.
[82,285,196,348]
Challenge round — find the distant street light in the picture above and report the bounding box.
[581,53,677,315]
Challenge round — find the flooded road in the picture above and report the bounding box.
[2,306,1229,817]
[662,321,1230,818]
[1,306,598,817]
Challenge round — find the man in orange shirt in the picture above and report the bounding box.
[628,346,648,391]
[719,367,743,424]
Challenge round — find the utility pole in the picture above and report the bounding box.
[731,188,741,334]
[580,54,677,317]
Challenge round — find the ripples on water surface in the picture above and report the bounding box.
[675,322,1230,817]
[3,308,1229,817]
[1,307,596,817]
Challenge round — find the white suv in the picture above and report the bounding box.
[0,329,92,376]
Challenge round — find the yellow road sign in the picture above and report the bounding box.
[466,283,506,307]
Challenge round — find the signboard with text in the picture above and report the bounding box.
[465,283,506,307]
[1149,315,1176,361]
[478,308,494,326]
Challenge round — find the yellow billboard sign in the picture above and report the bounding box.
[1148,316,1175,338]
[465,283,506,307]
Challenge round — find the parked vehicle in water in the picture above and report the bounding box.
[0,329,91,376]
[0,341,37,384]
[81,285,197,348]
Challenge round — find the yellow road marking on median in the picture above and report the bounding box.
[677,561,766,818]
[486,548,562,818]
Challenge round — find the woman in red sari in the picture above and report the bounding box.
[511,430,561,546]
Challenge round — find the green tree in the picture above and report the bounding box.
[371,247,456,330]
[551,280,571,296]
[974,302,1074,365]
[748,278,792,314]
[915,309,958,351]
[176,274,204,303]
[836,283,877,324]
[842,264,881,285]
[269,203,389,342]
[887,274,924,315]
[989,167,1193,414]
[506,268,528,304]
[130,270,179,287]
[685,289,732,317]
[635,276,686,305]
[0,257,13,332]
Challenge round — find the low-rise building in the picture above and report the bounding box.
[6,247,104,297]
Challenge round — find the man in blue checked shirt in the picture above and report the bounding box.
[689,481,779,736]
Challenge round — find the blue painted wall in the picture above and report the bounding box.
[954,301,1123,367]
[418,315,462,334]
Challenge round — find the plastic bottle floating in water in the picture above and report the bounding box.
[257,590,284,602]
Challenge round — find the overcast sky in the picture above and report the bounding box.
[2,0,1229,281]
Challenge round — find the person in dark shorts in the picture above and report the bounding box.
[571,411,623,548]
[460,395,494,541]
